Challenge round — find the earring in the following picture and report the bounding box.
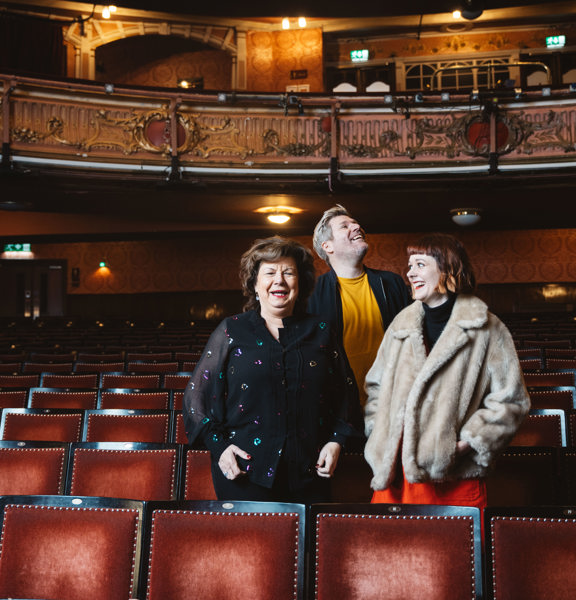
[256,294,260,301]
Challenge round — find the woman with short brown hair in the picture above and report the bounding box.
[365,233,529,510]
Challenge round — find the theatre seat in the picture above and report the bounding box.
[66,442,181,500]
[330,452,373,502]
[311,503,482,600]
[28,387,99,409]
[74,361,125,373]
[40,372,99,389]
[182,449,216,500]
[510,409,567,446]
[0,389,27,408]
[486,447,560,506]
[141,500,306,600]
[0,495,143,600]
[100,372,161,389]
[0,374,39,388]
[82,409,172,443]
[528,387,575,410]
[0,441,69,495]
[486,506,576,600]
[98,388,171,410]
[0,409,84,442]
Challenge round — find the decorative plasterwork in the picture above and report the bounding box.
[64,20,237,55]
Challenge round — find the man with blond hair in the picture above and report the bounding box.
[309,205,410,408]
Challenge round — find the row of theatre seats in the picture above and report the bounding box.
[0,316,575,598]
[0,494,573,599]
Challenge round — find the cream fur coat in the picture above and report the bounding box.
[364,294,530,490]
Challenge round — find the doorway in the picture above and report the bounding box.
[0,260,66,318]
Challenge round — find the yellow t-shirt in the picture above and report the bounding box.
[338,272,385,407]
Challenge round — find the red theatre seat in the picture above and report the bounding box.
[311,503,482,600]
[142,500,306,600]
[0,495,143,600]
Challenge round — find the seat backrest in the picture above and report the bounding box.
[0,389,28,409]
[40,372,99,389]
[100,372,161,389]
[311,503,482,600]
[486,506,576,600]
[28,387,99,409]
[83,410,172,443]
[546,358,576,370]
[0,409,84,442]
[127,352,173,362]
[74,361,126,373]
[182,449,217,500]
[523,371,575,387]
[528,387,575,411]
[76,352,124,362]
[66,442,181,500]
[0,373,39,388]
[172,410,188,444]
[510,409,567,446]
[520,358,543,371]
[486,447,560,506]
[0,362,22,373]
[0,440,69,495]
[127,361,179,373]
[29,352,75,362]
[0,495,143,600]
[163,372,194,390]
[98,389,171,410]
[22,362,74,373]
[141,500,305,600]
[329,452,373,502]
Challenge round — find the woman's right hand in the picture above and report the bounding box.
[218,444,252,480]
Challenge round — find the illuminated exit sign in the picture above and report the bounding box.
[350,49,369,62]
[546,35,565,48]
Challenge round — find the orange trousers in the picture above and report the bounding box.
[371,471,487,510]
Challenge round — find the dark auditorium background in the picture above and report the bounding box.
[1,0,576,322]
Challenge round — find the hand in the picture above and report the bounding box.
[456,440,471,456]
[218,444,252,480]
[315,442,342,478]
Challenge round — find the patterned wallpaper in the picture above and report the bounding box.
[246,28,323,92]
[29,228,576,295]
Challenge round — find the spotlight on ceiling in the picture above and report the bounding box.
[450,208,482,227]
[460,0,483,20]
[255,205,303,224]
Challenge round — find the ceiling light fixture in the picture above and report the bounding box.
[102,5,117,19]
[255,205,303,224]
[460,0,484,20]
[450,208,482,226]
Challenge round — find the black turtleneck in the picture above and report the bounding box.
[423,294,457,349]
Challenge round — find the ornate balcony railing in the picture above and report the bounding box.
[2,73,576,187]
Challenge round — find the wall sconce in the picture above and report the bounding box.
[102,5,117,19]
[178,78,204,90]
[255,205,303,224]
[450,208,482,226]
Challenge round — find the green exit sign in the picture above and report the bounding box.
[350,49,369,62]
[546,35,565,48]
[3,243,31,252]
